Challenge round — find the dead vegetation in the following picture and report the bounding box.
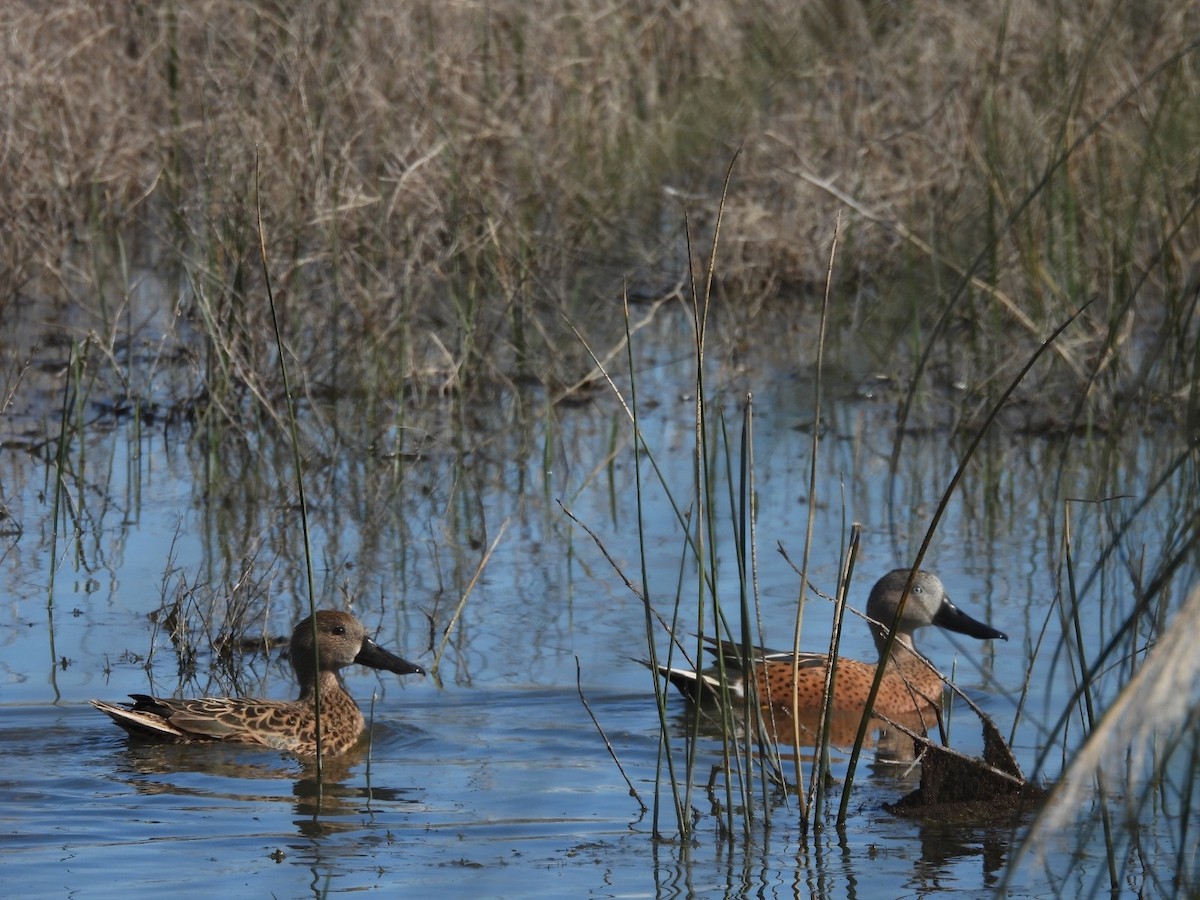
[0,1,1196,431]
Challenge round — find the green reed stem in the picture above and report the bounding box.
[811,525,860,825]
[685,216,720,837]
[432,522,507,674]
[732,397,780,823]
[255,153,321,772]
[45,341,84,702]
[621,291,688,839]
[792,213,840,826]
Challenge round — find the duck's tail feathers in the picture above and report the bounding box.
[90,697,189,742]
[637,659,745,704]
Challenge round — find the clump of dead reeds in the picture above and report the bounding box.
[2,2,1197,446]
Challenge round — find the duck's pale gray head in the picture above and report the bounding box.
[866,569,1007,643]
[291,610,425,678]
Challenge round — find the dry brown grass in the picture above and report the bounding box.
[1,0,1197,422]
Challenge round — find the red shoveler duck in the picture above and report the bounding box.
[91,610,424,756]
[656,569,1006,724]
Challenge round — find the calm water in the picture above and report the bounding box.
[0,298,1194,897]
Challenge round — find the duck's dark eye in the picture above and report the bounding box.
[332,625,346,635]
[913,585,923,593]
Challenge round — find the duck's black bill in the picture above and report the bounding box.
[356,638,426,676]
[934,600,1007,641]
